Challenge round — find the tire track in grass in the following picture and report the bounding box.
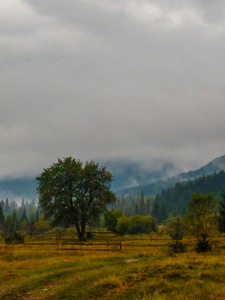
[31,265,125,299]
[6,259,127,300]
[0,261,108,299]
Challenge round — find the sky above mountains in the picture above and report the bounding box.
[1,0,225,179]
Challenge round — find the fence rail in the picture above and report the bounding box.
[1,236,225,252]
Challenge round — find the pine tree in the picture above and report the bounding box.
[159,202,168,224]
[5,198,10,216]
[20,208,28,231]
[139,191,145,216]
[152,201,159,223]
[218,192,225,232]
[35,209,40,222]
[21,208,27,223]
[12,209,18,231]
[145,196,153,215]
[5,215,13,234]
[0,204,5,230]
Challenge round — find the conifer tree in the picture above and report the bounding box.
[218,191,225,232]
[12,209,18,231]
[145,196,152,215]
[5,198,10,216]
[160,202,168,224]
[152,201,159,223]
[21,208,27,223]
[135,202,139,215]
[139,191,145,216]
[0,204,5,230]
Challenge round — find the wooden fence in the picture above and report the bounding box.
[1,235,225,252]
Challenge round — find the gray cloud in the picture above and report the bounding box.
[1,0,225,179]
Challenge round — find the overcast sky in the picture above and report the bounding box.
[1,0,225,179]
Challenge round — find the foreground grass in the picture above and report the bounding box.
[1,236,225,299]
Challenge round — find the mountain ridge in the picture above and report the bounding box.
[1,154,225,201]
[116,155,225,196]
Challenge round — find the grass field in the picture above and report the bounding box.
[1,232,225,299]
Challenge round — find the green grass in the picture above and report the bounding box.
[1,233,225,299]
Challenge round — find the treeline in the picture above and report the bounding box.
[114,192,168,224]
[115,171,225,224]
[0,198,41,235]
[154,170,225,217]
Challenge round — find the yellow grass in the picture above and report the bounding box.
[1,233,225,299]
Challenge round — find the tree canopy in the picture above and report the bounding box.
[37,157,116,240]
[186,192,218,251]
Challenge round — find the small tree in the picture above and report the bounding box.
[217,191,225,232]
[166,216,186,253]
[186,192,218,252]
[37,157,116,241]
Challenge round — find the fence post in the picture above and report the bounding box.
[56,234,59,250]
[120,242,122,252]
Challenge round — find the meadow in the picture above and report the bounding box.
[1,231,225,299]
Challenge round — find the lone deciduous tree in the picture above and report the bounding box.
[37,157,116,241]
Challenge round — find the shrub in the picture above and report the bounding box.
[104,210,124,232]
[168,241,186,253]
[5,231,24,244]
[130,215,158,235]
[115,215,158,235]
[196,234,212,252]
[115,216,132,234]
[33,219,51,235]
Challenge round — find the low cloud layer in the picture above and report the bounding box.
[1,0,225,179]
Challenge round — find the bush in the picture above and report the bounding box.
[130,215,158,235]
[196,234,212,252]
[115,216,132,234]
[104,210,124,232]
[5,231,24,244]
[168,241,186,253]
[33,219,51,235]
[115,215,158,235]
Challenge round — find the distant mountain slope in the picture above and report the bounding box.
[1,154,225,201]
[117,155,225,197]
[104,159,180,191]
[155,170,225,216]
[0,158,180,201]
[0,178,38,200]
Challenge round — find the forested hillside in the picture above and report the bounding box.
[114,170,225,224]
[154,170,225,217]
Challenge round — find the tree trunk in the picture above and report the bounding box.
[75,222,81,241]
[80,222,86,241]
[75,221,86,241]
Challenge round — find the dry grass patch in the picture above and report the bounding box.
[1,235,225,299]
